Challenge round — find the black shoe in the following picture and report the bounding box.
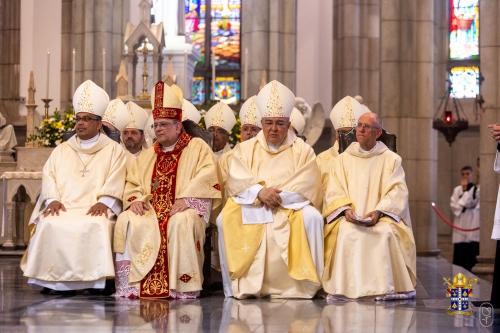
[40,287,52,295]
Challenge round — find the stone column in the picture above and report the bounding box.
[474,0,499,277]
[243,0,296,95]
[1,202,14,248]
[268,0,296,90]
[381,0,441,255]
[332,0,380,112]
[242,0,269,96]
[0,0,21,125]
[61,0,128,106]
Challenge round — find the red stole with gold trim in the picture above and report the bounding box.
[140,132,191,298]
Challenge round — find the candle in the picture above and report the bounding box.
[184,49,188,96]
[243,48,248,99]
[211,47,216,100]
[45,50,50,99]
[72,48,76,95]
[102,48,106,90]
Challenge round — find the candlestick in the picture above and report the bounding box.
[45,50,50,99]
[102,48,106,90]
[243,48,248,99]
[41,98,53,119]
[72,48,76,95]
[211,48,216,100]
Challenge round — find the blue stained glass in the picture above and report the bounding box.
[191,77,205,105]
[213,77,240,104]
[449,66,479,98]
[211,0,241,69]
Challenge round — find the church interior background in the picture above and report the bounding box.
[1,0,499,331]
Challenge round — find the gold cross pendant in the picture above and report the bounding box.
[152,178,159,192]
[80,166,89,177]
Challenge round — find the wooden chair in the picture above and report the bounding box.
[337,128,397,153]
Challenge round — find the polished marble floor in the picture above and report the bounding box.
[0,256,499,332]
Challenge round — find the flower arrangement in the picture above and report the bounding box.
[27,110,76,147]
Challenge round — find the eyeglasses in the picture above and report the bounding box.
[356,123,380,130]
[75,116,100,123]
[153,121,177,129]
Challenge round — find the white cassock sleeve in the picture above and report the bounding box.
[45,195,122,216]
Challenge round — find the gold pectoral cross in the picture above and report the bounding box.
[80,166,89,177]
[152,178,160,192]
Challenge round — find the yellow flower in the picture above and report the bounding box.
[56,121,63,129]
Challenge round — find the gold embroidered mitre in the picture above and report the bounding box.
[150,81,183,120]
[204,102,236,132]
[256,80,295,118]
[125,101,148,130]
[102,98,130,131]
[329,96,366,130]
[73,80,109,117]
[239,96,262,128]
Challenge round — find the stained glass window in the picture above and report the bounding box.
[449,66,479,98]
[449,0,479,60]
[191,77,206,105]
[213,77,240,105]
[210,0,241,69]
[185,0,206,67]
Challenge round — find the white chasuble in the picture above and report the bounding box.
[21,134,127,290]
[218,130,324,299]
[322,141,416,299]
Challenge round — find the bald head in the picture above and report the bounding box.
[358,112,381,129]
[356,112,382,150]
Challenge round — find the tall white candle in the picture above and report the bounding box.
[184,49,188,96]
[211,48,216,100]
[45,50,51,99]
[102,48,106,90]
[243,48,248,99]
[72,48,76,95]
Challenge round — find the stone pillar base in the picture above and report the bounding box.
[472,255,495,279]
[417,249,441,257]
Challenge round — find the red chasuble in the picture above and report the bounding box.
[140,132,191,298]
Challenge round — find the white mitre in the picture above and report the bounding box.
[239,96,262,128]
[256,80,295,118]
[290,107,306,135]
[102,99,130,132]
[204,102,236,133]
[125,101,148,130]
[73,80,109,117]
[182,99,202,123]
[330,96,365,129]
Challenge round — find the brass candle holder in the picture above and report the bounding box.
[41,98,52,119]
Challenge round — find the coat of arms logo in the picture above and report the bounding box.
[443,272,478,315]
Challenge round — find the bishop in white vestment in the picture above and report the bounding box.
[21,80,127,291]
[217,80,324,299]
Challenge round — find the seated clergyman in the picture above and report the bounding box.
[113,81,221,299]
[322,112,416,301]
[21,80,127,293]
[217,80,324,299]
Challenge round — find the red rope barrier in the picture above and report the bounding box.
[431,202,479,232]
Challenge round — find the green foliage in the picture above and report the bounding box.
[27,109,76,147]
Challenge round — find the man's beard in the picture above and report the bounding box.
[125,139,139,149]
